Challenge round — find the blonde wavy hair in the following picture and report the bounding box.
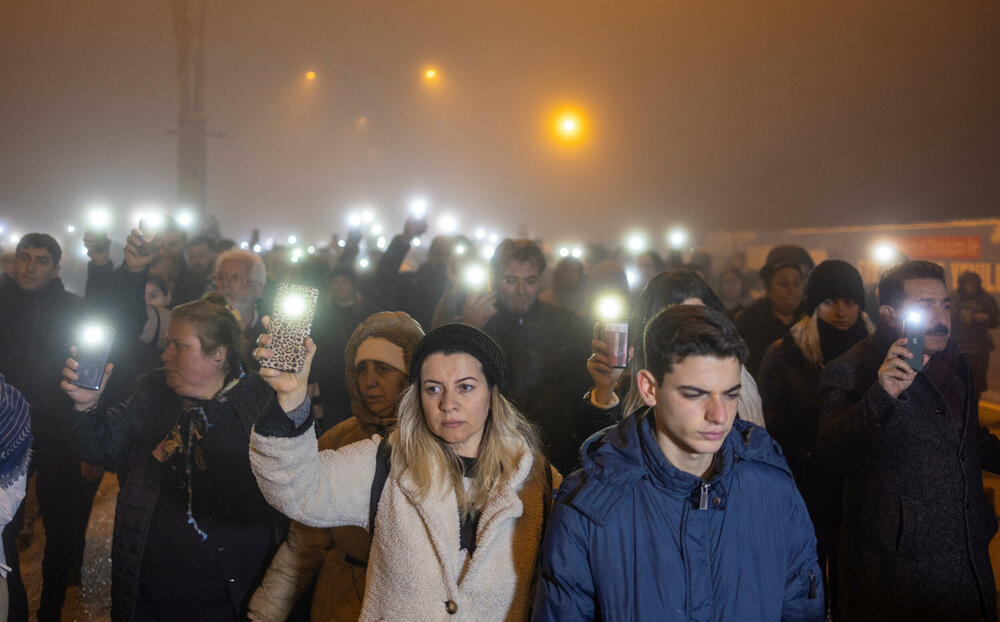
[388,380,548,518]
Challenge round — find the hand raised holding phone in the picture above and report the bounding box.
[61,346,114,412]
[123,228,158,273]
[255,318,317,412]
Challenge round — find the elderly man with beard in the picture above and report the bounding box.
[818,260,1000,621]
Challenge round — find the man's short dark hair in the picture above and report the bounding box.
[643,305,748,383]
[878,260,946,309]
[16,233,62,266]
[490,239,546,275]
[187,234,215,249]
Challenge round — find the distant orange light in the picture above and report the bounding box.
[424,67,438,80]
[553,110,584,141]
[305,71,317,81]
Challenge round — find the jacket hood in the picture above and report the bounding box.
[344,311,424,432]
[571,410,790,523]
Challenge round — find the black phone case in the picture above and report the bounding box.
[74,340,114,391]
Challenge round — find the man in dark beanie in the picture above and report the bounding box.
[817,259,1000,621]
[758,259,873,619]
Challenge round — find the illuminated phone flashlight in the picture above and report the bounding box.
[81,324,107,346]
[347,212,362,228]
[176,209,196,230]
[626,232,646,254]
[87,206,112,231]
[872,242,898,265]
[559,247,570,258]
[595,295,629,368]
[282,293,308,318]
[288,235,298,244]
[140,211,165,233]
[438,214,458,234]
[474,228,486,240]
[668,228,687,249]
[358,257,370,270]
[572,247,584,259]
[905,309,924,328]
[409,198,428,219]
[454,244,466,256]
[371,224,383,236]
[596,295,625,322]
[464,264,487,288]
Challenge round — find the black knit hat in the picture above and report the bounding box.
[759,245,815,284]
[409,323,510,393]
[805,259,866,315]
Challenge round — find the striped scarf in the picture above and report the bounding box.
[0,374,32,489]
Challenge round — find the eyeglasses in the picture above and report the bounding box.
[212,273,251,286]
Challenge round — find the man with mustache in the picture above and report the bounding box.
[818,260,1000,621]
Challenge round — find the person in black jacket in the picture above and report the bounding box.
[459,239,591,474]
[758,259,873,619]
[735,244,813,377]
[817,260,1000,621]
[0,233,94,621]
[373,217,452,331]
[60,293,287,621]
[952,270,1000,405]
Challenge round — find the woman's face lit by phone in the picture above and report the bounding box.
[161,319,227,399]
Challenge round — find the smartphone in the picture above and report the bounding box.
[903,311,925,372]
[136,219,156,256]
[261,283,319,373]
[598,321,630,369]
[73,324,115,391]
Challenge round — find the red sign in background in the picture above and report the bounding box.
[897,235,982,260]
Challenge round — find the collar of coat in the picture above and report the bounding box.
[567,411,791,525]
[394,446,536,587]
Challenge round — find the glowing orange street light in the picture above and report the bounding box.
[424,67,438,80]
[552,108,586,143]
[305,70,317,81]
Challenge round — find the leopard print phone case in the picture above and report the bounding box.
[260,283,319,373]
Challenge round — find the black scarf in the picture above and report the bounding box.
[818,318,869,364]
[458,455,481,553]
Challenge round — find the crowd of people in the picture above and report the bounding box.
[0,214,998,621]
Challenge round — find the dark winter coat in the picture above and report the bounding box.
[735,297,800,378]
[533,412,824,621]
[0,274,81,456]
[72,369,288,621]
[817,323,1000,621]
[483,301,591,474]
[373,235,448,330]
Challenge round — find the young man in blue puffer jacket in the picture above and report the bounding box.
[533,305,824,621]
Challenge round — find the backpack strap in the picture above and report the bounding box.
[368,436,392,536]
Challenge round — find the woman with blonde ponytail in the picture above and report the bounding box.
[251,322,559,621]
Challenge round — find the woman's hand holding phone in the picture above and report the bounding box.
[60,347,114,412]
[254,316,317,413]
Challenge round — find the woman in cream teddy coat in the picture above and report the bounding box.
[251,323,559,621]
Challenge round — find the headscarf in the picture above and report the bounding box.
[344,312,424,430]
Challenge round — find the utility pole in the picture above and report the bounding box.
[171,0,207,213]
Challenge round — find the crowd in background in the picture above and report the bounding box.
[0,213,998,621]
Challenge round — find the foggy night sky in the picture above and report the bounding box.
[1,1,998,244]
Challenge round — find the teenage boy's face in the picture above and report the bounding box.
[638,355,741,477]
